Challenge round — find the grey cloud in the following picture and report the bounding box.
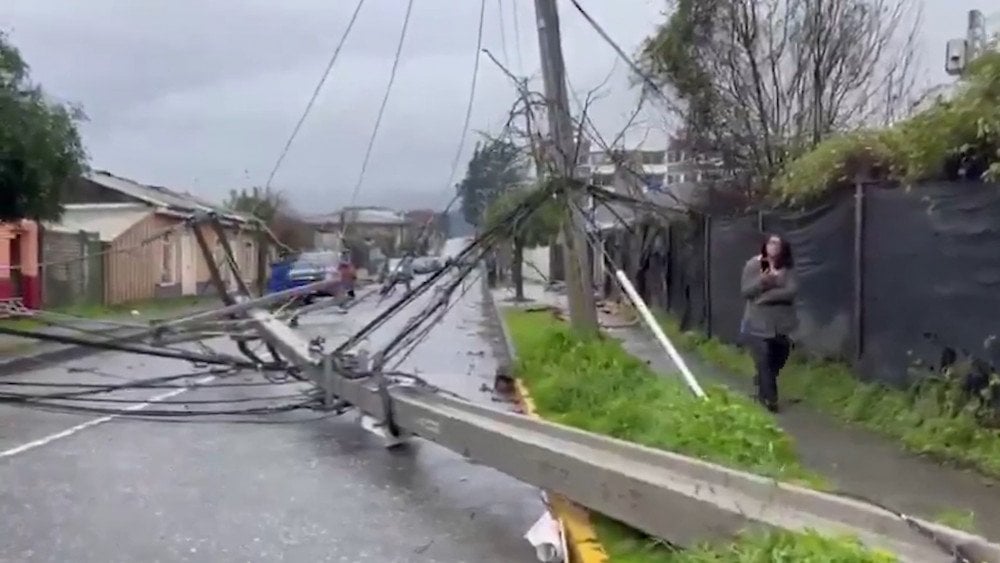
[2,0,992,213]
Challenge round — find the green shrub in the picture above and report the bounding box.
[505,309,895,561]
[772,51,1000,204]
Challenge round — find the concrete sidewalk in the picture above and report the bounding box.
[496,281,1000,540]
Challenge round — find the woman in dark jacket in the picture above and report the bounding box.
[740,234,798,412]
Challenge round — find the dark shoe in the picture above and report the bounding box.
[765,401,779,413]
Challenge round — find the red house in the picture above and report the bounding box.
[0,220,40,309]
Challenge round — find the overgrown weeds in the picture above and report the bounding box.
[657,315,1000,479]
[772,51,1000,205]
[505,309,895,562]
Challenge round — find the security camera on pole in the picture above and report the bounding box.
[945,10,995,77]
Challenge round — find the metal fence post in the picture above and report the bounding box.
[853,182,866,362]
[703,213,712,337]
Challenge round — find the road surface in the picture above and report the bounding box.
[0,248,543,562]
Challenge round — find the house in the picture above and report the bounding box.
[44,171,262,305]
[0,220,40,309]
[402,209,447,252]
[306,206,409,254]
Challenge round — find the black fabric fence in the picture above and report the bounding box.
[603,181,1000,389]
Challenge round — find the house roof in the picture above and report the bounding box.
[84,171,249,223]
[46,204,154,242]
[306,207,408,226]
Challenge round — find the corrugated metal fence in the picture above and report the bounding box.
[604,182,1000,388]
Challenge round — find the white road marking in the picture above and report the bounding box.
[0,375,216,460]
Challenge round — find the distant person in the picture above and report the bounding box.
[740,233,798,413]
[398,256,414,292]
[338,257,356,299]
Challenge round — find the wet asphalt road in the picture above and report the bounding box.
[0,256,543,561]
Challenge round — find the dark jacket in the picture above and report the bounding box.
[740,256,799,338]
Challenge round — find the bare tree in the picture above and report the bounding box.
[641,0,921,196]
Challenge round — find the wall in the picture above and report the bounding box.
[0,221,41,308]
[105,213,178,304]
[41,229,105,309]
[521,245,550,284]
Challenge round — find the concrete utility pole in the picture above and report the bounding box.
[532,0,599,334]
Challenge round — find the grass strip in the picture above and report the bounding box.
[505,308,895,562]
[656,314,1000,480]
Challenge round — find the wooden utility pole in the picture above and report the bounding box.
[532,0,598,334]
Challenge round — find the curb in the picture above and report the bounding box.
[480,277,609,563]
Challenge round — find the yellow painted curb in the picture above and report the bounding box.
[514,379,610,563]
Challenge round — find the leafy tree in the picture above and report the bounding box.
[225,186,311,251]
[0,32,88,221]
[225,186,287,223]
[639,0,919,196]
[484,184,561,301]
[457,138,527,226]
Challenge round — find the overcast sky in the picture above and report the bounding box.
[1,1,996,213]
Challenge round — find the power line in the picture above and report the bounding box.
[443,0,487,197]
[509,0,524,74]
[263,0,368,191]
[346,0,416,211]
[565,0,666,99]
[495,0,511,67]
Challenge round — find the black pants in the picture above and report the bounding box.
[748,335,791,407]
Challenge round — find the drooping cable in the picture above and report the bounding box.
[345,0,417,218]
[263,0,367,192]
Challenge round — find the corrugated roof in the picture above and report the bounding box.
[306,207,407,226]
[85,171,249,223]
[46,205,153,242]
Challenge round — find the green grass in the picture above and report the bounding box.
[656,314,1000,480]
[933,509,976,532]
[505,309,893,562]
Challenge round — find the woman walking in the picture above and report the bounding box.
[741,234,799,412]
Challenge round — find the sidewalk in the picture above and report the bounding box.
[496,281,1000,540]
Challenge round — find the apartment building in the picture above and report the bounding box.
[574,135,726,196]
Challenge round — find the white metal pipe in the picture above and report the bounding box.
[614,269,707,399]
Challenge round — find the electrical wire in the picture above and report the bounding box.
[345,0,416,227]
[495,0,511,67]
[388,268,483,370]
[336,183,554,355]
[0,324,271,370]
[509,0,524,74]
[570,197,974,563]
[263,0,367,192]
[383,0,486,296]
[564,0,666,99]
[2,399,319,419]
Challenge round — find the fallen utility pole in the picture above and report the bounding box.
[232,309,1000,561]
[532,0,599,335]
[185,230,1000,561]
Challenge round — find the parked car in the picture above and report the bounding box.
[267,250,341,301]
[412,256,442,275]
